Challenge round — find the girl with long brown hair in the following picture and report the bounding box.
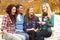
[23,7,40,40]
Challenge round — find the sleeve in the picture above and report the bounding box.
[23,22,27,31]
[46,13,54,27]
[50,13,54,27]
[51,14,54,25]
[1,15,8,31]
[36,17,41,29]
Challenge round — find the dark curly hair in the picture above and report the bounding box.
[6,4,16,24]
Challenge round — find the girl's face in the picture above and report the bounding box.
[18,6,23,13]
[42,5,48,13]
[11,7,16,15]
[29,8,34,15]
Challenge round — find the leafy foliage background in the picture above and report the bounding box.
[0,0,60,14]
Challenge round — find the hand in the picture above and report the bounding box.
[34,28,39,32]
[26,28,35,32]
[38,21,42,25]
[41,22,46,25]
[38,21,46,25]
[31,28,35,30]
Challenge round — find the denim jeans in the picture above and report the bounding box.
[16,31,29,40]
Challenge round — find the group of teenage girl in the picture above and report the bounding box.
[1,3,54,40]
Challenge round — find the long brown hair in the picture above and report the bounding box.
[24,7,36,24]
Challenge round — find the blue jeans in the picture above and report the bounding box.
[16,31,29,40]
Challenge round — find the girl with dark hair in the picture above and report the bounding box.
[2,4,16,33]
[1,4,16,40]
[15,4,29,40]
[23,7,41,40]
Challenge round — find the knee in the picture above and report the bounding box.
[21,36,26,40]
[45,32,52,37]
[27,34,29,38]
[26,34,29,39]
[37,31,43,36]
[48,32,52,36]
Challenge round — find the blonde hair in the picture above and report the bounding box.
[41,3,51,20]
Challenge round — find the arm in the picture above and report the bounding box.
[36,17,41,29]
[1,15,8,32]
[1,15,8,38]
[45,13,54,27]
[35,17,41,32]
[23,23,26,31]
[51,13,54,26]
[46,14,54,27]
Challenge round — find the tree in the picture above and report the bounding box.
[42,0,48,3]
